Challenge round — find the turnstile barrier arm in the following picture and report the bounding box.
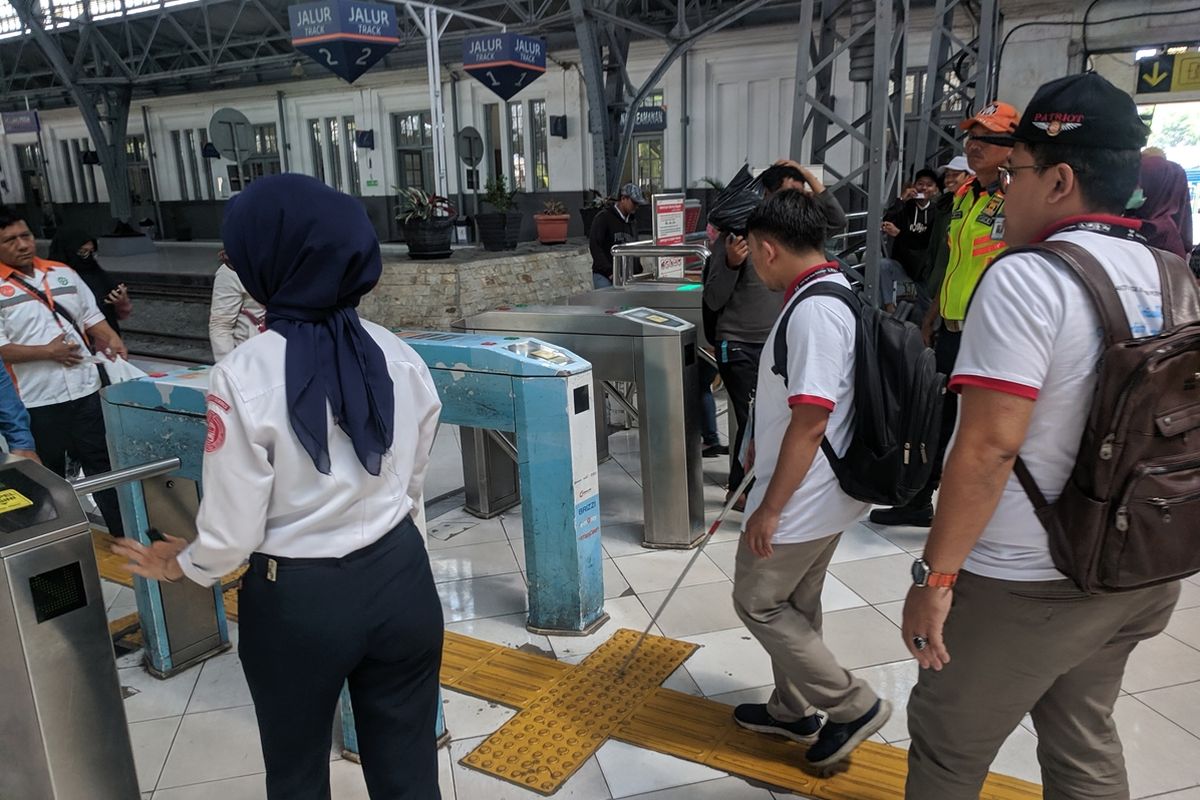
[71,457,182,496]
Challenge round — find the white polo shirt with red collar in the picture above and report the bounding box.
[745,262,870,544]
[950,215,1165,581]
[0,258,106,408]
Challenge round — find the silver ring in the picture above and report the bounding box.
[912,635,929,651]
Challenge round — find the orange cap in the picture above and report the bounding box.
[958,101,1020,133]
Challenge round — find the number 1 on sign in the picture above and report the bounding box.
[318,47,339,66]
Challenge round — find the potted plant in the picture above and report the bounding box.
[580,190,609,236]
[397,187,456,260]
[534,199,570,245]
[476,176,522,251]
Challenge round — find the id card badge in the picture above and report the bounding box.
[990,216,1006,240]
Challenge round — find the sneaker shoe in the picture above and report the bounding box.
[703,443,730,458]
[804,699,892,769]
[868,503,934,527]
[733,704,826,744]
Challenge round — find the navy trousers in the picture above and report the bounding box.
[238,517,444,800]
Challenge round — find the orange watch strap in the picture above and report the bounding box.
[926,571,958,588]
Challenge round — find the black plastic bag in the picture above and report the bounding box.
[707,165,764,236]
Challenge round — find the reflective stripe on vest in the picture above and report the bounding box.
[939,184,1008,322]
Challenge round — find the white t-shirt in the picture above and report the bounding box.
[745,267,870,543]
[0,259,106,408]
[177,319,443,586]
[950,221,1165,581]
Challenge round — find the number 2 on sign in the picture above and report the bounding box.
[318,47,339,66]
[355,47,371,66]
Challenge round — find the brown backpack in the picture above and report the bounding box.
[1010,240,1200,593]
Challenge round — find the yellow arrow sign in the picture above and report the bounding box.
[1143,61,1170,87]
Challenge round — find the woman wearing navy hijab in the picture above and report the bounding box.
[114,174,444,799]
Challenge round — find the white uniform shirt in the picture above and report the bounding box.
[745,267,870,543]
[0,259,105,408]
[208,264,266,361]
[950,220,1165,581]
[177,318,443,586]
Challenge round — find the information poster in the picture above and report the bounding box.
[652,193,686,279]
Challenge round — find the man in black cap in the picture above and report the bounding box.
[588,182,646,287]
[901,72,1182,798]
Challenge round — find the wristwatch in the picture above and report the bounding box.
[911,558,958,589]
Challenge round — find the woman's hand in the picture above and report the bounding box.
[111,533,189,583]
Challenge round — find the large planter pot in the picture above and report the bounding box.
[403,217,454,259]
[580,207,601,237]
[476,211,522,251]
[534,213,570,245]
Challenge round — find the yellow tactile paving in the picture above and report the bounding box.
[460,628,697,795]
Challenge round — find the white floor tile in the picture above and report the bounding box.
[828,524,906,565]
[108,586,139,621]
[820,607,912,670]
[443,689,518,740]
[849,660,919,743]
[426,515,509,551]
[604,557,633,599]
[1115,695,1200,797]
[1137,681,1200,738]
[637,580,740,639]
[612,550,728,595]
[328,759,372,800]
[596,739,727,798]
[102,578,124,610]
[623,775,775,799]
[439,572,529,624]
[988,724,1043,785]
[429,540,522,583]
[445,612,554,656]
[130,715,181,793]
[865,521,929,555]
[704,539,740,581]
[828,554,914,605]
[1168,608,1200,651]
[120,664,200,723]
[157,705,265,789]
[187,649,255,714]
[449,735,612,799]
[1144,788,1200,799]
[602,522,654,558]
[438,746,457,800]
[821,574,869,613]
[1124,632,1200,693]
[707,685,774,707]
[874,600,906,628]
[682,627,776,697]
[1177,581,1200,611]
[545,595,659,660]
[152,774,266,799]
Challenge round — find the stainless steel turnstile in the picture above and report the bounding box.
[0,455,179,800]
[455,306,704,548]
[570,281,711,348]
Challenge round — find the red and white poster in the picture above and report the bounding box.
[652,193,686,279]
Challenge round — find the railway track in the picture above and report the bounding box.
[112,271,215,363]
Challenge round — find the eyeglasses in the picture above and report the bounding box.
[998,164,1046,191]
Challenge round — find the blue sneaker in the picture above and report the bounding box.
[733,703,826,744]
[804,699,892,768]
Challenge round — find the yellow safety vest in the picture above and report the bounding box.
[939,180,1007,322]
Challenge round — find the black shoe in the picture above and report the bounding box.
[804,699,892,768]
[869,503,934,527]
[703,443,729,458]
[733,704,826,744]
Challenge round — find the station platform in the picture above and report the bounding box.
[100,418,1200,799]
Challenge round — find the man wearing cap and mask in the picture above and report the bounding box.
[871,101,1020,528]
[589,182,647,288]
[901,73,1183,799]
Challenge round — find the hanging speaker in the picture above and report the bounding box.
[355,130,375,149]
[549,115,567,139]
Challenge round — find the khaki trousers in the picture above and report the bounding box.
[732,533,878,723]
[906,570,1180,799]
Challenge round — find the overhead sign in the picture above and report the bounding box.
[0,111,40,134]
[1137,52,1200,95]
[620,106,668,133]
[462,33,546,101]
[289,0,398,84]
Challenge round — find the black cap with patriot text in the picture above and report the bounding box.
[1012,72,1149,150]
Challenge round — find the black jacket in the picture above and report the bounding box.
[588,206,637,280]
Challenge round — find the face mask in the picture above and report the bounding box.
[1125,187,1146,211]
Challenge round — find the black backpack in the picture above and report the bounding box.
[772,282,946,505]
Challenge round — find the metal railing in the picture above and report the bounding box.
[610,239,712,287]
[71,458,182,496]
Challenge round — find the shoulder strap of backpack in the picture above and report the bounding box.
[1151,246,1200,327]
[770,281,858,386]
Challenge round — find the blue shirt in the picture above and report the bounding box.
[0,363,34,451]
